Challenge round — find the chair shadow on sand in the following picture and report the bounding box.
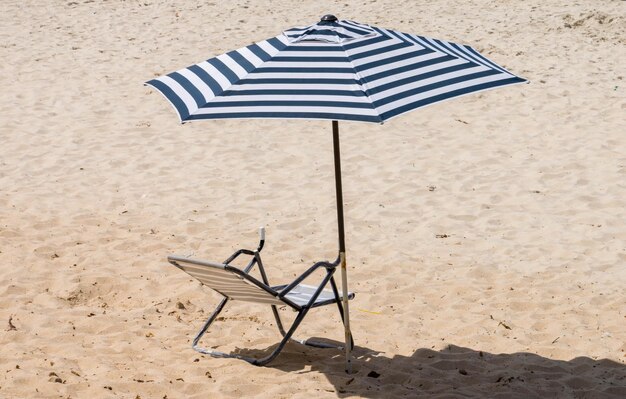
[230,340,626,398]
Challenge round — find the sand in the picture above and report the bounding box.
[1,0,625,397]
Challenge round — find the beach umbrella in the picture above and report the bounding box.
[146,14,526,372]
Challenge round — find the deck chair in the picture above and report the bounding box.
[167,227,354,366]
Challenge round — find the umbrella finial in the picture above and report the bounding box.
[321,14,338,22]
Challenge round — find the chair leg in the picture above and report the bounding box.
[191,300,313,366]
[191,297,237,358]
[272,305,340,350]
[269,276,351,351]
[249,270,336,365]
[274,306,344,349]
[271,304,287,336]
[251,309,310,366]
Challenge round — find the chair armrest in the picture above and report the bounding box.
[278,259,339,297]
[223,228,266,271]
[223,249,256,269]
[222,247,273,286]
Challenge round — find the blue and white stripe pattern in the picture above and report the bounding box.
[146,17,526,124]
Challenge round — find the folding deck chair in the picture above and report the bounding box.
[167,228,355,366]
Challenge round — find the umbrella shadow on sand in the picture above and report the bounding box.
[232,341,626,398]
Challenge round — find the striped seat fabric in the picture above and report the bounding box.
[170,257,284,305]
[273,283,355,308]
[169,257,355,308]
[146,17,526,124]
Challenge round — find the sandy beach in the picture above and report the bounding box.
[1,0,625,397]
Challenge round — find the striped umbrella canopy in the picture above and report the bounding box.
[146,16,525,123]
[146,14,526,371]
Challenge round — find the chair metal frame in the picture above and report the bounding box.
[168,228,354,366]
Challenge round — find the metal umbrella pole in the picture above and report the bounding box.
[331,120,352,373]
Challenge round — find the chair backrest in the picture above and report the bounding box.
[168,255,284,305]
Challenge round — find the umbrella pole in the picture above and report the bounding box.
[332,120,352,373]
